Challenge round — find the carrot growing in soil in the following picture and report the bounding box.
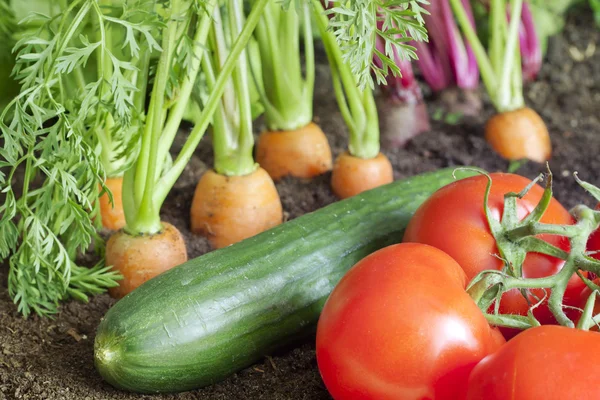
[0,1,132,231]
[106,0,272,297]
[93,23,144,231]
[251,1,332,181]
[0,0,163,315]
[450,0,551,162]
[314,3,394,199]
[190,3,283,250]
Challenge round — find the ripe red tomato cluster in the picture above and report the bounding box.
[316,173,600,400]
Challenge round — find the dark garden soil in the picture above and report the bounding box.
[2,8,600,400]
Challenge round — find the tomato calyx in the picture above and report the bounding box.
[463,168,600,330]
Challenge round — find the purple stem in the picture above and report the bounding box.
[414,0,453,91]
[518,2,542,81]
[445,0,479,89]
[415,0,479,92]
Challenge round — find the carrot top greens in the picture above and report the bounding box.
[0,0,161,317]
[323,0,429,89]
[0,0,427,317]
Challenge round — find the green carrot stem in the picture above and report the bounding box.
[302,3,315,117]
[99,114,125,177]
[358,85,380,158]
[156,7,214,180]
[128,0,181,235]
[133,97,153,209]
[153,0,270,208]
[489,0,505,79]
[329,62,357,137]
[252,1,313,131]
[313,0,377,160]
[497,0,524,112]
[208,5,240,175]
[225,0,254,173]
[449,0,498,105]
[262,5,287,112]
[251,10,287,127]
[209,1,255,177]
[122,162,136,229]
[55,0,88,60]
[510,42,524,109]
[282,6,301,87]
[133,47,151,121]
[74,66,86,91]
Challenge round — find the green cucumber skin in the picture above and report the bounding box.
[94,167,480,393]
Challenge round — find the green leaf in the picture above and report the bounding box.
[0,0,155,317]
[323,0,428,89]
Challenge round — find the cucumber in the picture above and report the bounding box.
[94,167,480,393]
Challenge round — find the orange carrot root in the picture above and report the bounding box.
[484,107,551,162]
[106,222,187,298]
[99,177,126,231]
[330,152,394,199]
[256,122,333,181]
[190,167,283,249]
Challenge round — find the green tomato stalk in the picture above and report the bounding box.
[466,169,600,331]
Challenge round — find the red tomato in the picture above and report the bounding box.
[403,173,583,326]
[316,243,505,400]
[574,277,600,330]
[466,325,600,400]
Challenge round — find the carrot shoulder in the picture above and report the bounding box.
[191,167,283,249]
[106,222,187,298]
[331,152,393,199]
[99,177,126,231]
[256,122,332,181]
[485,107,551,163]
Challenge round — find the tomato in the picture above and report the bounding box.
[573,277,600,330]
[316,243,505,400]
[466,325,600,400]
[403,173,584,326]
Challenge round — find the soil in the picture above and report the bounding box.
[2,8,600,400]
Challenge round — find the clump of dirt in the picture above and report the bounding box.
[1,9,600,400]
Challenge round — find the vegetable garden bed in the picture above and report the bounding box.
[1,8,600,400]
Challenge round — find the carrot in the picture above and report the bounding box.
[314,4,394,199]
[98,177,126,231]
[450,0,551,162]
[256,123,332,181]
[251,1,332,181]
[330,152,393,199]
[191,167,282,249]
[485,107,551,162]
[106,222,187,298]
[190,3,283,249]
[102,0,272,298]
